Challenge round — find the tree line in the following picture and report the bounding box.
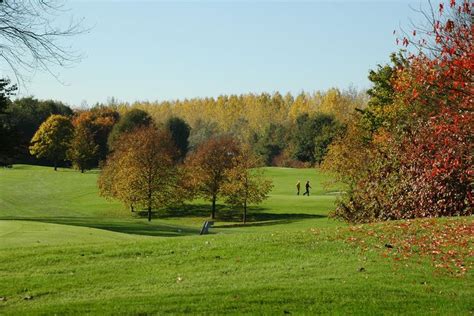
[0,88,365,169]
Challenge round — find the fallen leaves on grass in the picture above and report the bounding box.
[340,218,473,276]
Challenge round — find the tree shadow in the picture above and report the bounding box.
[136,203,216,219]
[214,212,326,228]
[0,216,200,237]
[134,203,327,228]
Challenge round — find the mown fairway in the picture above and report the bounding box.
[0,165,472,314]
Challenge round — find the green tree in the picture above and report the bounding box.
[0,78,17,165]
[166,117,190,161]
[29,114,74,170]
[188,119,219,151]
[107,109,152,149]
[253,123,288,165]
[313,120,345,165]
[357,52,407,137]
[294,113,340,164]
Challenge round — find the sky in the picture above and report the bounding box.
[13,0,427,107]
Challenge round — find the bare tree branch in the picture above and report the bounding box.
[0,0,85,87]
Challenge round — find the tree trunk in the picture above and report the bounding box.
[211,195,216,219]
[81,168,84,173]
[54,160,57,171]
[130,204,134,212]
[148,205,152,222]
[243,201,247,224]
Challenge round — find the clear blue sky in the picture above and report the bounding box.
[16,0,426,106]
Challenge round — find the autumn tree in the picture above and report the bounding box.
[185,136,240,219]
[98,126,180,221]
[70,108,119,167]
[98,144,137,213]
[67,124,99,173]
[222,146,273,223]
[323,0,473,222]
[390,0,473,218]
[29,114,73,170]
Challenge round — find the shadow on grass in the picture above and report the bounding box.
[0,204,326,237]
[0,216,200,237]
[136,203,326,228]
[214,212,326,228]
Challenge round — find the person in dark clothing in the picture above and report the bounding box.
[303,180,311,196]
[296,180,301,195]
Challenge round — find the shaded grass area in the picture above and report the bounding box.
[0,217,200,237]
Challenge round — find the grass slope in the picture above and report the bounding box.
[0,165,339,237]
[0,165,472,314]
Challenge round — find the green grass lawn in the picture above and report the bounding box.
[0,165,472,314]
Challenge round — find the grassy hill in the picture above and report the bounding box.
[0,165,472,314]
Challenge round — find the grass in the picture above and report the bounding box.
[0,165,472,314]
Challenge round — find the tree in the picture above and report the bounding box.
[98,126,179,221]
[313,121,345,165]
[253,123,288,166]
[107,109,152,149]
[0,78,16,165]
[0,0,83,83]
[89,107,119,162]
[67,124,99,173]
[222,146,273,223]
[7,97,73,162]
[166,117,190,161]
[188,119,219,151]
[185,136,240,219]
[323,0,473,222]
[71,108,119,167]
[29,114,73,170]
[294,113,341,165]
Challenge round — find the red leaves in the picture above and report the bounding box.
[342,218,474,275]
[332,1,473,223]
[445,20,455,32]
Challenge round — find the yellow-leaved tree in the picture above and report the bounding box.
[29,114,74,170]
[98,126,181,221]
[222,145,273,223]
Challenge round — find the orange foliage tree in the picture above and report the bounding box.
[185,136,240,219]
[324,0,473,222]
[98,126,180,221]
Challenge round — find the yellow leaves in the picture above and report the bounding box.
[98,126,180,217]
[29,114,73,162]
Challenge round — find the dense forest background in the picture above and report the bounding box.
[1,87,367,168]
